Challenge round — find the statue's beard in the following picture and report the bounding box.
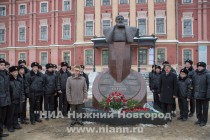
[116,23,125,28]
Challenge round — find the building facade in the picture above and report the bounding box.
[0,0,209,72]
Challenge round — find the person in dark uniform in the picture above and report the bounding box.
[7,66,25,132]
[0,58,10,138]
[162,61,177,117]
[177,68,193,121]
[43,63,57,120]
[158,64,177,121]
[18,60,30,74]
[184,59,195,117]
[80,65,89,91]
[193,62,210,127]
[149,65,157,91]
[151,65,161,108]
[18,65,29,124]
[52,64,58,115]
[25,62,45,125]
[56,62,71,116]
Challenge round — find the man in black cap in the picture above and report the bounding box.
[6,66,25,132]
[193,62,210,127]
[80,65,89,91]
[18,60,30,74]
[56,62,71,116]
[25,62,45,125]
[177,68,193,121]
[151,65,161,108]
[43,63,57,120]
[184,59,195,117]
[0,58,10,138]
[18,65,28,124]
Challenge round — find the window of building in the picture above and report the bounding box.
[41,52,48,66]
[120,0,128,4]
[156,18,165,34]
[0,54,6,59]
[19,27,26,41]
[19,53,26,60]
[155,0,164,3]
[183,19,192,36]
[102,20,111,30]
[124,19,129,26]
[19,4,27,15]
[183,0,192,4]
[85,50,93,65]
[137,0,146,3]
[0,6,6,16]
[138,49,147,65]
[63,0,71,11]
[102,0,111,5]
[40,2,48,13]
[63,24,71,40]
[40,26,48,40]
[85,21,94,36]
[86,0,94,7]
[157,48,166,65]
[63,52,70,65]
[138,18,147,35]
[183,49,192,63]
[102,50,108,65]
[0,28,5,43]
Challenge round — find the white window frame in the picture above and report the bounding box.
[19,52,27,60]
[84,49,94,66]
[19,4,27,15]
[85,20,94,36]
[155,10,166,35]
[136,0,147,3]
[182,49,193,65]
[102,19,111,32]
[119,0,129,4]
[85,0,95,7]
[0,26,6,43]
[62,51,71,65]
[62,23,71,40]
[18,26,26,42]
[63,0,72,11]
[40,1,48,13]
[39,25,48,41]
[40,51,48,66]
[0,5,6,16]
[101,0,111,6]
[182,0,193,4]
[0,53,6,60]
[137,18,147,35]
[182,12,194,37]
[155,0,165,3]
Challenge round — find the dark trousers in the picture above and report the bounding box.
[70,104,84,123]
[20,98,27,121]
[172,99,176,111]
[196,99,209,124]
[44,94,54,119]
[6,103,20,129]
[59,92,67,115]
[161,103,172,120]
[40,95,43,111]
[189,98,195,114]
[0,106,7,135]
[153,91,161,107]
[29,95,41,123]
[178,98,189,119]
[54,94,58,115]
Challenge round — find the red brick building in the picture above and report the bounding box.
[0,0,209,72]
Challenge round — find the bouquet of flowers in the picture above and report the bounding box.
[99,91,127,110]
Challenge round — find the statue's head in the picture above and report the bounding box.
[115,15,125,27]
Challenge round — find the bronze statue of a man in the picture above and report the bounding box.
[103,15,138,44]
[103,15,138,82]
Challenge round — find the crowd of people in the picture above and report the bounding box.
[149,60,210,126]
[0,57,210,139]
[0,58,89,139]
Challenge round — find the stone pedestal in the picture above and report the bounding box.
[92,69,147,108]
